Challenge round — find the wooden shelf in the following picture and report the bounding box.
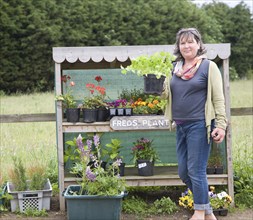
[62,121,112,133]
[64,166,228,188]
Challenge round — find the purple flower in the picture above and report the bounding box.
[140,138,150,143]
[86,166,96,181]
[86,139,92,151]
[112,158,122,167]
[93,134,100,148]
[76,134,85,156]
[136,145,144,150]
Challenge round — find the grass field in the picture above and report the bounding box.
[0,80,252,181]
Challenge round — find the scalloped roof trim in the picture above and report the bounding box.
[52,44,230,63]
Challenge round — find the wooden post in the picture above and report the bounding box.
[55,63,65,211]
[223,58,234,204]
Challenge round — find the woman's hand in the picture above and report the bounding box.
[211,127,226,143]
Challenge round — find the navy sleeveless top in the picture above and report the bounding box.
[170,59,210,122]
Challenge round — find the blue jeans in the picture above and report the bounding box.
[176,120,213,214]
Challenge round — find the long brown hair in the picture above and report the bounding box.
[174,28,206,61]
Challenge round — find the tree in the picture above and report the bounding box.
[203,1,253,78]
[2,0,248,93]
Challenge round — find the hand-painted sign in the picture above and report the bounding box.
[110,116,171,130]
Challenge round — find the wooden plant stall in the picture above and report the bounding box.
[53,44,233,211]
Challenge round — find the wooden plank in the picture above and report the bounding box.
[0,107,251,123]
[0,113,55,123]
[64,175,228,188]
[62,122,113,133]
[64,166,228,188]
[231,107,253,116]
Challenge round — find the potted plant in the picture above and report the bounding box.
[64,134,126,220]
[179,188,194,210]
[56,75,80,123]
[131,137,160,176]
[82,75,108,123]
[179,187,232,216]
[132,95,167,115]
[209,186,232,216]
[102,139,125,176]
[121,51,175,95]
[7,156,52,213]
[107,99,133,117]
[124,101,133,116]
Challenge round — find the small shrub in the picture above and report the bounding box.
[234,190,253,209]
[23,208,48,217]
[151,196,178,214]
[9,157,27,191]
[119,88,146,101]
[233,153,253,208]
[229,66,239,81]
[122,195,149,216]
[45,157,58,184]
[27,164,47,190]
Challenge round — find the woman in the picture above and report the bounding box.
[163,28,227,220]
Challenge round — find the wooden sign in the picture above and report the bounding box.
[110,116,171,130]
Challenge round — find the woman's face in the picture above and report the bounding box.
[179,35,200,60]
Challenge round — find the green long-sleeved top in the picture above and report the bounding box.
[162,60,227,142]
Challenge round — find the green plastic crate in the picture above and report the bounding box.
[64,185,124,220]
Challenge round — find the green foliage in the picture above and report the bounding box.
[121,51,175,79]
[51,182,59,196]
[151,196,178,214]
[131,137,160,164]
[9,156,49,191]
[66,134,126,196]
[118,88,146,102]
[3,0,244,93]
[56,93,77,109]
[23,208,48,217]
[9,156,27,191]
[64,136,86,164]
[0,184,12,212]
[233,153,253,208]
[229,66,239,81]
[203,2,253,78]
[27,164,48,190]
[45,157,58,184]
[234,190,253,209]
[102,139,124,162]
[122,195,149,216]
[83,167,126,196]
[122,195,178,216]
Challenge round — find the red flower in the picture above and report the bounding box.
[95,86,106,95]
[95,75,102,82]
[61,75,71,83]
[86,83,95,89]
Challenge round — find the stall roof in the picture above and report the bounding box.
[53,44,230,64]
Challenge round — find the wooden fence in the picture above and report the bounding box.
[0,107,252,123]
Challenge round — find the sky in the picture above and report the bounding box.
[191,0,253,14]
